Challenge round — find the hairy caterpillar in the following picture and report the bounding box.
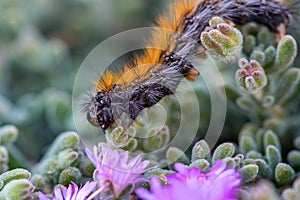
[85,0,300,130]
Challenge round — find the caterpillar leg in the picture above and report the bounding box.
[276,23,287,43]
[185,67,200,81]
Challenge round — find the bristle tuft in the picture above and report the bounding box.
[96,70,117,91]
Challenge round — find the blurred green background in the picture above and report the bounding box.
[0,0,166,163]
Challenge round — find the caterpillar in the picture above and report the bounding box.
[85,0,300,130]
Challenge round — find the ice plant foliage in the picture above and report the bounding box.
[136,160,241,200]
[86,146,151,198]
[38,181,98,200]
[235,58,267,93]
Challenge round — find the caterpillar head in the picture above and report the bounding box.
[87,91,114,130]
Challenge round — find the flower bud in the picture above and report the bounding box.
[236,59,267,93]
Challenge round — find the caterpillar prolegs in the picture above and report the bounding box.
[85,0,300,130]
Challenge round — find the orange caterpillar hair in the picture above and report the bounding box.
[96,0,201,92]
[86,0,299,130]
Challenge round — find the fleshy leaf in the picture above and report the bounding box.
[166,147,189,166]
[191,140,211,162]
[212,143,235,164]
[266,145,282,171]
[239,164,259,183]
[275,163,295,186]
[189,159,210,172]
[239,136,257,154]
[58,167,82,185]
[273,35,297,73]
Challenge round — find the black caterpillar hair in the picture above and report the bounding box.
[86,0,300,130]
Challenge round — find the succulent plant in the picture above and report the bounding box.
[0,1,300,199]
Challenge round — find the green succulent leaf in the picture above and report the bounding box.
[246,151,262,159]
[235,59,267,94]
[257,26,274,46]
[0,169,31,190]
[57,149,78,169]
[275,68,300,105]
[123,138,138,151]
[250,50,265,64]
[263,130,281,151]
[201,17,243,63]
[212,143,235,164]
[0,179,35,200]
[275,163,295,186]
[236,97,258,113]
[243,35,256,54]
[191,140,211,162]
[189,159,210,172]
[239,164,259,183]
[142,126,170,152]
[264,46,276,66]
[166,147,189,166]
[273,35,297,73]
[30,174,46,190]
[58,167,82,186]
[255,159,271,179]
[239,135,257,154]
[0,146,8,173]
[287,150,300,169]
[0,125,18,146]
[222,157,235,168]
[208,16,225,27]
[266,145,282,171]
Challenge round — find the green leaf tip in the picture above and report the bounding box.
[212,143,235,164]
[166,147,189,165]
[250,50,265,64]
[59,167,82,186]
[0,179,35,200]
[275,163,295,186]
[235,59,267,94]
[208,16,225,28]
[266,145,282,171]
[0,168,31,190]
[0,146,9,173]
[275,68,300,105]
[201,17,243,63]
[287,150,300,169]
[106,124,136,149]
[263,130,281,151]
[0,125,18,145]
[189,159,210,172]
[57,149,79,169]
[239,164,259,183]
[142,126,170,152]
[239,135,257,154]
[274,35,298,72]
[30,174,46,190]
[191,140,211,162]
[255,159,272,179]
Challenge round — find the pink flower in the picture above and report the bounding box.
[86,146,151,198]
[38,181,99,200]
[136,160,241,200]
